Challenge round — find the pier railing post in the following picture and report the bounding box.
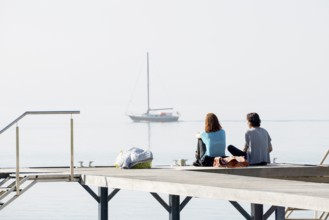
[169,195,180,220]
[70,117,74,181]
[15,125,20,195]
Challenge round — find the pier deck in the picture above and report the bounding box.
[1,164,329,219]
[79,166,329,212]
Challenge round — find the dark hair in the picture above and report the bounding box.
[205,113,222,132]
[247,112,261,127]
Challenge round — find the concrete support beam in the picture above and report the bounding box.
[150,193,170,212]
[251,203,263,220]
[230,202,285,220]
[275,206,285,220]
[80,184,120,220]
[179,196,192,212]
[169,195,180,220]
[230,201,251,219]
[98,187,108,220]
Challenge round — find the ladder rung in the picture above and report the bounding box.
[0,177,11,187]
[0,187,9,192]
[0,180,37,211]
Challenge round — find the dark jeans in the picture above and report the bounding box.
[195,139,206,160]
[227,145,246,157]
[193,139,214,166]
[227,145,268,166]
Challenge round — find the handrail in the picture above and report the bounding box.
[0,110,80,195]
[0,111,80,134]
[320,149,329,165]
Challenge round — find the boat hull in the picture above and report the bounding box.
[128,114,179,122]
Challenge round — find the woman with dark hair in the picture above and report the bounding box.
[228,112,273,165]
[193,113,226,166]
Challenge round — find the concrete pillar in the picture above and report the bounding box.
[98,187,108,220]
[275,206,285,220]
[169,195,180,220]
[251,203,263,220]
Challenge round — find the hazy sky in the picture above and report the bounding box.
[1,0,329,123]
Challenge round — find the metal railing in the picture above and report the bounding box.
[0,111,80,195]
[320,149,329,165]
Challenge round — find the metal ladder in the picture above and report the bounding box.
[0,110,80,211]
[0,175,37,210]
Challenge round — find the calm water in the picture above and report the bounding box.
[1,117,328,219]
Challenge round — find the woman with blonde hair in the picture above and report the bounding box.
[193,113,226,166]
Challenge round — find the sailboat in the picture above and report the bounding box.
[127,53,180,122]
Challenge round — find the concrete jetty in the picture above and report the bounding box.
[1,164,329,220]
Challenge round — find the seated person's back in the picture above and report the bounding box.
[228,112,272,165]
[245,126,271,164]
[201,129,226,157]
[194,113,226,166]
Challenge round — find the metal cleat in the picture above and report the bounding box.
[78,161,84,167]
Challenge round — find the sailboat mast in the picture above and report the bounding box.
[147,52,150,114]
